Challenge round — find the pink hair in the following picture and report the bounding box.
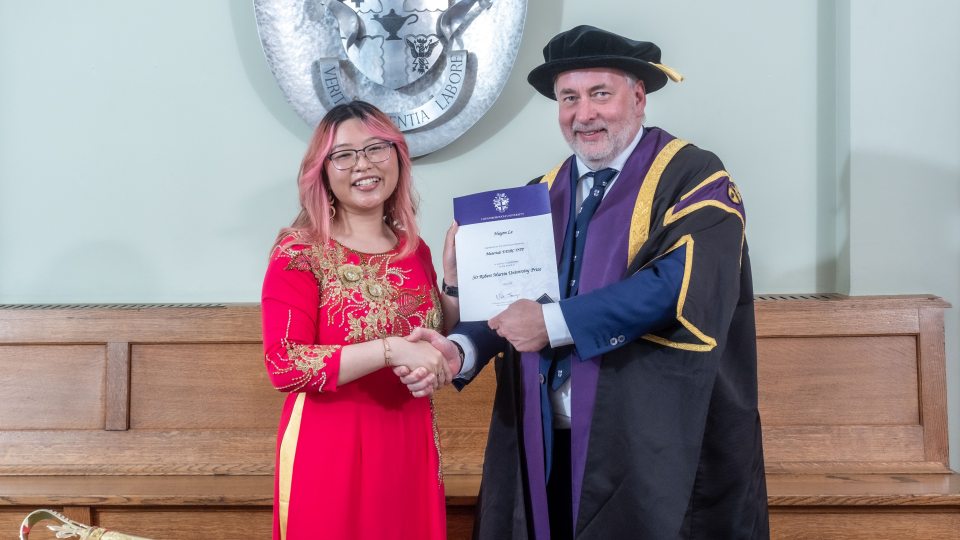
[274,101,420,259]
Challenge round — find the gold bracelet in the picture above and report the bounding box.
[382,337,392,367]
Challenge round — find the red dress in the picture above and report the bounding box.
[261,236,446,540]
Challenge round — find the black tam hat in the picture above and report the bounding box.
[527,25,683,100]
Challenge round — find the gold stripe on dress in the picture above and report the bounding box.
[278,392,306,540]
[627,139,689,266]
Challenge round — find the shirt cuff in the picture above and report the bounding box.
[543,302,574,348]
[449,333,478,379]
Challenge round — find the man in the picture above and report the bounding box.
[409,25,768,539]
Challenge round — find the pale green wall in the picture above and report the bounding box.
[0,1,956,465]
[844,0,960,469]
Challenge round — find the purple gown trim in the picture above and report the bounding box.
[521,128,677,538]
[670,173,745,220]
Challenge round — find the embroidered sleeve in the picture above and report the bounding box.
[261,244,342,392]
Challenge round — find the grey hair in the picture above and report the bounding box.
[623,72,646,125]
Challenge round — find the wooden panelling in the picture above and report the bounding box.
[0,476,272,507]
[758,335,919,426]
[447,506,476,540]
[919,307,950,464]
[0,509,28,540]
[95,508,272,540]
[444,475,482,500]
[436,429,488,475]
[767,473,960,506]
[763,461,951,475]
[130,344,281,430]
[754,295,948,339]
[0,345,105,430]
[756,307,921,337]
[0,306,262,344]
[0,297,956,540]
[434,366,496,478]
[762,425,925,464]
[59,506,92,528]
[769,509,960,540]
[105,342,130,431]
[0,430,274,475]
[1,508,66,540]
[433,366,496,428]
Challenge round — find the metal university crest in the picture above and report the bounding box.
[254,0,527,156]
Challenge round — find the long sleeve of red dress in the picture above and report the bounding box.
[261,239,342,393]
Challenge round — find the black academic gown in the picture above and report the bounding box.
[469,128,769,539]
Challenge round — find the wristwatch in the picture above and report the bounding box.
[441,280,459,297]
[452,340,465,374]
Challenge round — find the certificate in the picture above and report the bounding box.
[453,183,560,321]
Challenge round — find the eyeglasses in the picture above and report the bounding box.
[327,141,395,170]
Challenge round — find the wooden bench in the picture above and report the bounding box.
[756,295,960,538]
[0,296,957,539]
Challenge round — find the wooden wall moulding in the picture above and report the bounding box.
[0,295,957,539]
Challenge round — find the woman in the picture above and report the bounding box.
[261,101,458,539]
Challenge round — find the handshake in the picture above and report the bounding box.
[389,296,551,398]
[389,328,462,398]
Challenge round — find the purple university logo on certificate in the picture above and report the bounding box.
[453,184,560,321]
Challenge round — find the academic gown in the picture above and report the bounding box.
[464,127,769,539]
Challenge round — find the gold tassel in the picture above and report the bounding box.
[651,62,684,83]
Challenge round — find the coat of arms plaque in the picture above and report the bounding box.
[255,0,527,156]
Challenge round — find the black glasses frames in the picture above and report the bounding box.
[327,141,395,170]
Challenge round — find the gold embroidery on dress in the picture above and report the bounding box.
[284,342,336,387]
[423,288,443,332]
[266,309,339,392]
[276,238,445,481]
[430,396,443,485]
[281,241,442,343]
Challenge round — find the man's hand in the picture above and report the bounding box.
[393,328,463,397]
[488,299,548,352]
[407,327,462,377]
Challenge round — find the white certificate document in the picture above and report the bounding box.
[453,184,560,321]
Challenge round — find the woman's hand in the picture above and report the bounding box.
[393,366,438,398]
[391,328,462,398]
[408,327,461,376]
[442,221,458,287]
[387,337,450,392]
